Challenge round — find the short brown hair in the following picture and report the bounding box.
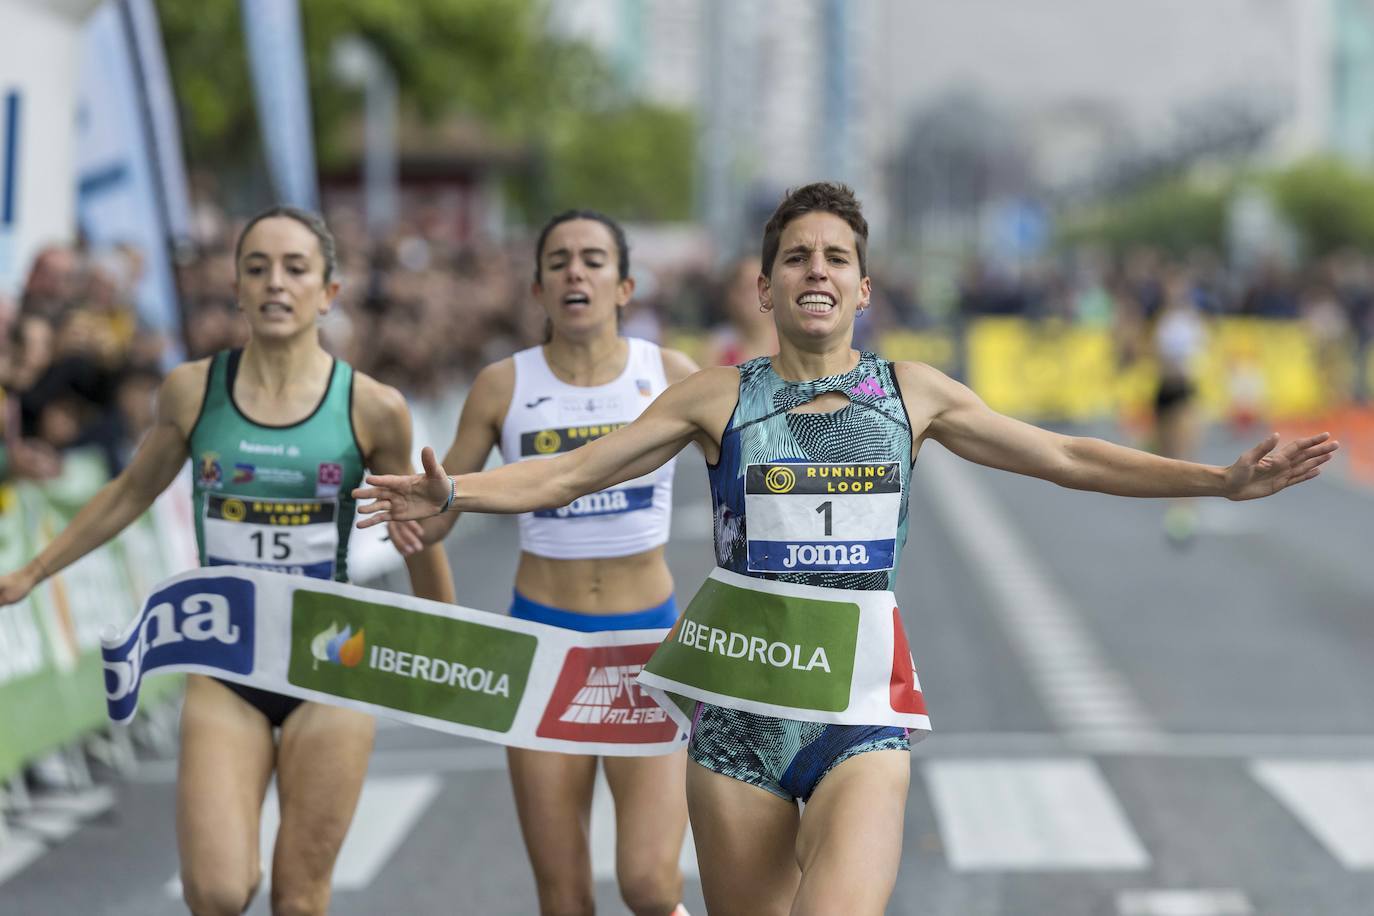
[760,182,869,278]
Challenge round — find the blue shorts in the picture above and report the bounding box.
[508,591,678,632]
[689,702,910,802]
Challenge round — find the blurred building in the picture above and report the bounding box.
[1327,0,1374,164]
[320,112,531,244]
[552,1,1374,251]
[549,0,893,253]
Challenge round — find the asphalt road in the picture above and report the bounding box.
[4,424,1372,916]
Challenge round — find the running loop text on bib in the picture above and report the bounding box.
[744,462,901,573]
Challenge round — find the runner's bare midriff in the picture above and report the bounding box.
[514,546,673,614]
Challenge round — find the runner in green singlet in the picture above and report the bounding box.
[354,183,1336,915]
[0,208,453,916]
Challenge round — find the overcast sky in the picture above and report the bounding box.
[878,0,1305,132]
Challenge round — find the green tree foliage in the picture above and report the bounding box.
[544,103,695,220]
[155,0,255,167]
[1058,157,1374,258]
[154,0,694,221]
[1267,156,1374,255]
[1058,177,1229,254]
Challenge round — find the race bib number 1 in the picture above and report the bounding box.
[203,494,339,579]
[744,462,900,573]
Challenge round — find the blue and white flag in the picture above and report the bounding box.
[76,0,192,350]
[0,90,20,291]
[241,0,319,210]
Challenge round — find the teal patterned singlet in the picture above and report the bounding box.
[706,351,914,591]
[692,351,916,802]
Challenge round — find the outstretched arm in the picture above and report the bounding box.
[907,362,1337,500]
[354,367,733,526]
[0,363,204,605]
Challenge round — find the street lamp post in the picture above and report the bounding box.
[331,35,398,241]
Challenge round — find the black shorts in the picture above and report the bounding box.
[215,678,304,728]
[1154,376,1195,414]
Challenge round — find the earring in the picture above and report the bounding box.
[759,303,771,313]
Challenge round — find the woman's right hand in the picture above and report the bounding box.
[352,446,453,527]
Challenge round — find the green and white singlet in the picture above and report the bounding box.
[189,349,366,583]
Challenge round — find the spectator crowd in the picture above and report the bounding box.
[5,198,1373,492]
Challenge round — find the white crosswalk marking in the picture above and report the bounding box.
[921,449,1161,741]
[924,758,1150,870]
[165,773,441,895]
[0,833,47,887]
[1250,761,1374,869]
[590,767,698,881]
[1116,889,1253,915]
[0,787,116,888]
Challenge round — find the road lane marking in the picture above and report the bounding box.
[590,767,697,881]
[0,834,47,887]
[1117,889,1253,915]
[1251,760,1374,868]
[920,448,1160,740]
[924,758,1149,870]
[125,732,1374,786]
[0,787,118,888]
[166,773,441,895]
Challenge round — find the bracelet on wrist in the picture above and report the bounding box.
[439,475,456,514]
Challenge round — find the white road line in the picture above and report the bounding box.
[0,834,47,887]
[330,775,443,887]
[910,731,1374,758]
[924,758,1150,871]
[590,768,698,882]
[128,743,509,784]
[0,786,118,888]
[26,786,114,819]
[126,733,1374,787]
[920,447,1161,740]
[166,774,442,896]
[1250,760,1374,869]
[6,812,80,844]
[1117,889,1253,915]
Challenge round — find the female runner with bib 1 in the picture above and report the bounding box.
[357,184,1335,916]
[0,208,453,916]
[392,210,698,916]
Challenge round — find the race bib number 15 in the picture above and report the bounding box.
[204,494,339,579]
[744,462,900,573]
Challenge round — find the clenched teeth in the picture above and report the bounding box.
[797,293,835,312]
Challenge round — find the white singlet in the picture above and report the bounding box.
[499,338,675,559]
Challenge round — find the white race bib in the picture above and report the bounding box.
[203,494,339,579]
[744,462,900,573]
